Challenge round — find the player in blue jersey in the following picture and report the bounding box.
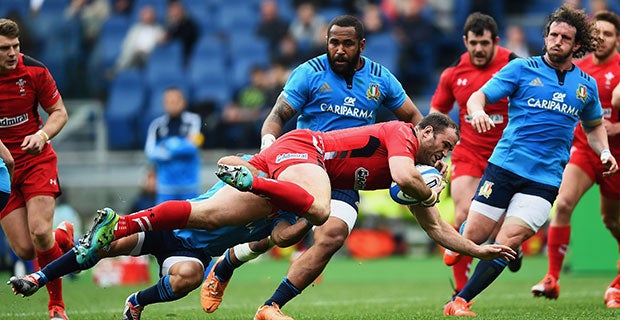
[443,6,618,317]
[7,179,312,320]
[200,14,425,319]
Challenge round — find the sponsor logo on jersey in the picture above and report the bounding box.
[605,72,614,89]
[603,107,612,119]
[353,167,369,190]
[529,77,544,86]
[275,153,308,163]
[16,78,26,96]
[478,180,494,199]
[0,113,28,127]
[527,92,579,116]
[319,97,375,119]
[457,78,468,86]
[366,84,381,101]
[576,84,587,102]
[319,82,332,93]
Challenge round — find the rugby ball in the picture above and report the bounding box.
[389,164,442,205]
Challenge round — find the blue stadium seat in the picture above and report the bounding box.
[181,0,213,32]
[145,41,185,88]
[364,32,400,76]
[105,69,147,149]
[189,34,227,66]
[214,5,259,35]
[0,0,29,18]
[227,34,270,90]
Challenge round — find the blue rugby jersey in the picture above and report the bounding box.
[282,54,407,131]
[482,56,603,187]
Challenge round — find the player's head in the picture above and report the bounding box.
[462,12,499,67]
[592,11,620,61]
[415,113,459,166]
[0,19,20,73]
[543,5,598,61]
[326,15,365,76]
[163,87,187,117]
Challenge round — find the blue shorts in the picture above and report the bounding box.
[141,231,212,271]
[331,189,359,212]
[474,163,559,208]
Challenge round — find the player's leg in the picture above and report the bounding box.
[446,175,479,294]
[532,163,592,299]
[600,185,620,307]
[255,196,356,319]
[202,237,272,313]
[8,234,140,297]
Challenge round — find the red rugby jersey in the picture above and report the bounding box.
[322,121,419,190]
[0,54,60,148]
[573,53,620,153]
[430,46,514,158]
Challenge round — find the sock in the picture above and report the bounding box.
[452,255,473,292]
[135,275,181,307]
[39,250,100,286]
[264,277,301,308]
[610,275,620,288]
[115,201,191,239]
[214,250,238,282]
[54,227,73,254]
[458,258,507,302]
[547,225,570,279]
[251,177,314,216]
[37,243,64,309]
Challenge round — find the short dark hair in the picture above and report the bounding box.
[543,5,598,59]
[327,15,364,41]
[594,11,620,37]
[0,19,19,39]
[463,12,498,39]
[417,113,460,139]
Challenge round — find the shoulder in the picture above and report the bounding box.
[21,54,47,69]
[299,55,329,74]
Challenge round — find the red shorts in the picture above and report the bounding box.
[249,129,324,179]
[569,146,620,200]
[450,144,489,179]
[1,144,61,218]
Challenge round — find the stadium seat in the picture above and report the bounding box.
[214,5,259,35]
[364,32,400,76]
[0,0,29,18]
[104,69,147,149]
[144,41,185,88]
[227,34,270,90]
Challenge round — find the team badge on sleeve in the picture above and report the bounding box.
[366,84,381,101]
[576,84,587,102]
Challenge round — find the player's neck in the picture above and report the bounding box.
[543,54,573,71]
[593,52,617,65]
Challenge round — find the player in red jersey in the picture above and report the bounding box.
[429,13,518,295]
[531,11,620,307]
[0,19,71,320]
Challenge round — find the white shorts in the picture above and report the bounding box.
[470,193,551,232]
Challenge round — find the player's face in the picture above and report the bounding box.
[0,35,19,74]
[544,21,578,64]
[163,89,186,117]
[326,25,364,75]
[464,30,497,68]
[417,126,458,166]
[593,20,619,61]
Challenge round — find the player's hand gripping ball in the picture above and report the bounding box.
[390,164,442,205]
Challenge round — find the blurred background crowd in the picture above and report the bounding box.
[2,0,618,150]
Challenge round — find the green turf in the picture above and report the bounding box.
[1,255,618,319]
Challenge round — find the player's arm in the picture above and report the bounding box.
[583,121,618,176]
[389,156,438,206]
[260,93,297,150]
[392,96,424,125]
[270,218,313,247]
[408,205,516,261]
[466,90,495,133]
[21,98,68,154]
[0,140,14,181]
[612,81,620,109]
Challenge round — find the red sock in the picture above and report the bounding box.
[453,255,473,292]
[251,177,314,216]
[547,225,570,279]
[114,201,191,239]
[37,243,64,309]
[54,227,72,253]
[610,275,620,288]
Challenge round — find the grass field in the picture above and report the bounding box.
[1,254,618,319]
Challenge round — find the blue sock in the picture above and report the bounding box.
[265,277,301,308]
[214,249,237,282]
[39,250,100,286]
[458,221,467,234]
[135,275,181,307]
[458,257,507,301]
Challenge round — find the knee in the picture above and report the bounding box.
[308,203,330,226]
[314,224,348,252]
[553,197,576,221]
